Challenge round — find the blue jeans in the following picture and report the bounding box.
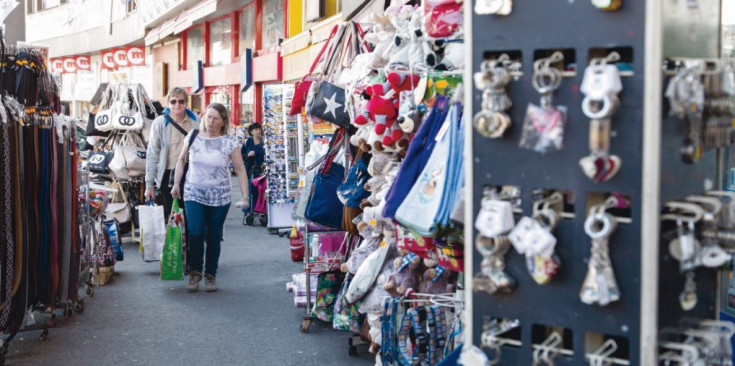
[184,200,231,277]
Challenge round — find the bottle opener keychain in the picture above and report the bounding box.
[508,192,563,284]
[473,189,519,294]
[579,52,623,182]
[519,52,567,153]
[473,54,521,139]
[580,197,621,306]
[662,201,705,311]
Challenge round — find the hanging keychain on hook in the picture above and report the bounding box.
[519,52,567,153]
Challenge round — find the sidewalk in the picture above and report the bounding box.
[6,187,374,366]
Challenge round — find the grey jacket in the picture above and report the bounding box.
[145,115,199,189]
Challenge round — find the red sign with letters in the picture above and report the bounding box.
[101,50,117,70]
[75,55,91,71]
[49,58,63,73]
[113,48,129,67]
[125,46,145,67]
[62,57,78,73]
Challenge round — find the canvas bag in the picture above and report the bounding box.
[138,203,166,262]
[93,83,116,132]
[304,129,347,229]
[382,95,450,220]
[105,180,132,223]
[293,129,346,220]
[395,103,461,237]
[112,83,145,130]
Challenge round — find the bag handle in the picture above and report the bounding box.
[301,24,342,84]
[320,128,346,174]
[305,127,345,173]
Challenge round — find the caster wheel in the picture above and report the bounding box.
[39,330,48,341]
[260,218,267,227]
[86,284,94,297]
[246,216,255,226]
[300,319,312,333]
[73,300,84,313]
[349,346,358,357]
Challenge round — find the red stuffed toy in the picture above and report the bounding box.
[353,72,420,149]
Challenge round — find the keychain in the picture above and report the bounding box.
[579,52,623,182]
[473,55,520,139]
[519,52,567,153]
[580,197,621,306]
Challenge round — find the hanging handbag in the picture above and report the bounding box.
[85,107,110,137]
[88,150,113,173]
[94,83,116,132]
[395,102,461,237]
[108,133,130,179]
[112,84,144,130]
[120,131,147,177]
[337,150,370,208]
[105,180,132,224]
[312,271,344,323]
[304,129,347,229]
[289,25,342,116]
[308,23,371,127]
[383,95,450,220]
[293,129,345,220]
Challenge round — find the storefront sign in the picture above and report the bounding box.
[113,48,129,67]
[252,52,282,82]
[49,58,64,73]
[101,50,117,70]
[240,49,253,93]
[75,55,91,71]
[62,57,78,73]
[126,46,146,67]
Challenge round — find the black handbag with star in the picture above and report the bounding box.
[309,81,350,129]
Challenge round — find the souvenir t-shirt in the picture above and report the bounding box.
[183,132,239,207]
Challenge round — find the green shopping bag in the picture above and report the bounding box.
[161,199,184,281]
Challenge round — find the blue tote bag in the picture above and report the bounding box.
[382,95,450,220]
[395,103,461,236]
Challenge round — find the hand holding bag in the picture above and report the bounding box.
[138,202,166,262]
[161,198,184,281]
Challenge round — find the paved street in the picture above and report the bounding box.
[6,186,374,366]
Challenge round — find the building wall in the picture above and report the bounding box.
[4,5,26,45]
[152,42,181,102]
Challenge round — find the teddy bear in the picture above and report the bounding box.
[364,12,396,70]
[354,72,420,151]
[383,253,421,297]
[421,256,455,294]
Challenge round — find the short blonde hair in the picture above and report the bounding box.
[202,103,230,135]
[167,87,188,101]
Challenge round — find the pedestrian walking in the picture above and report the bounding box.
[144,87,199,219]
[241,123,265,180]
[170,103,250,292]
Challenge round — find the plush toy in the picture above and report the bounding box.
[343,225,382,274]
[383,254,420,297]
[408,10,438,69]
[354,72,420,150]
[422,264,453,294]
[387,5,415,69]
[436,41,465,71]
[365,13,396,70]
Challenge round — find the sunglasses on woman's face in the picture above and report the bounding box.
[169,99,186,105]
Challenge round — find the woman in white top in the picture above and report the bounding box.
[171,103,250,292]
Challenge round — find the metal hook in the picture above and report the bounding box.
[533,192,564,215]
[662,202,705,223]
[592,52,622,66]
[587,339,618,366]
[659,341,701,363]
[685,195,723,219]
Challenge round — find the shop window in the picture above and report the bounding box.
[239,3,255,55]
[240,88,255,125]
[125,0,136,14]
[210,18,232,66]
[186,27,204,70]
[262,0,284,49]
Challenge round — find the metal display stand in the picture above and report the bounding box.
[464,1,727,365]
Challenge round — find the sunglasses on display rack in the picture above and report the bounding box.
[169,99,186,105]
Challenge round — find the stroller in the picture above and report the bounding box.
[243,158,268,226]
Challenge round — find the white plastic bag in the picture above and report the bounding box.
[138,204,166,261]
[345,241,392,304]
